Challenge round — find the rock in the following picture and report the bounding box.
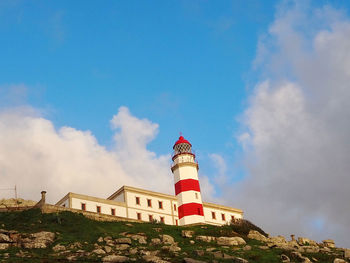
[0,243,10,250]
[281,254,290,262]
[131,234,147,244]
[258,245,269,250]
[334,259,347,263]
[344,249,350,259]
[232,257,249,263]
[161,244,181,253]
[115,238,132,245]
[143,255,170,263]
[102,254,129,262]
[115,244,130,250]
[206,247,216,252]
[291,251,312,263]
[323,239,336,248]
[125,223,133,227]
[22,231,55,249]
[52,244,66,252]
[0,233,11,243]
[243,245,252,251]
[217,236,246,246]
[104,246,112,253]
[104,236,113,242]
[298,237,318,246]
[196,235,216,242]
[181,230,195,238]
[97,237,104,243]
[212,251,223,258]
[183,258,207,263]
[302,246,320,253]
[151,238,161,245]
[247,230,268,242]
[189,240,195,244]
[160,234,175,245]
[270,235,287,244]
[129,247,138,255]
[153,228,162,232]
[93,248,106,254]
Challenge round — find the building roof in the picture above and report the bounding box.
[173,136,192,148]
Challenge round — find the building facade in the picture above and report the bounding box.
[56,136,243,226]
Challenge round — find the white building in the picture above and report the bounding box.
[56,136,243,226]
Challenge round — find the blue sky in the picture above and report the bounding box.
[2,0,350,247]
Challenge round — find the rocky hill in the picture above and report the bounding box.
[0,208,349,263]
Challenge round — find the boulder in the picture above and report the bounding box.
[104,246,112,253]
[232,257,249,263]
[115,244,129,250]
[334,259,347,263]
[344,249,350,259]
[0,233,11,243]
[115,238,132,245]
[281,254,290,262]
[217,237,246,246]
[323,239,335,248]
[151,238,161,245]
[182,230,195,238]
[52,244,66,252]
[92,248,106,255]
[196,236,216,242]
[291,251,312,263]
[247,230,268,242]
[160,234,175,245]
[298,237,318,246]
[0,243,10,250]
[302,246,320,253]
[102,255,129,262]
[22,231,55,249]
[130,234,147,244]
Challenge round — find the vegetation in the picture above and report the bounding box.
[0,209,344,263]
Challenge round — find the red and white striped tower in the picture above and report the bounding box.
[171,136,205,225]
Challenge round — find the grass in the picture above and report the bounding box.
[0,209,343,263]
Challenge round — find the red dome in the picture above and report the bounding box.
[173,136,192,148]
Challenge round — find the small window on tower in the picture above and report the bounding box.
[81,203,86,211]
[158,201,163,209]
[221,213,225,221]
[135,196,140,205]
[195,193,198,199]
[212,212,216,220]
[174,204,177,211]
[147,199,152,207]
[111,208,115,216]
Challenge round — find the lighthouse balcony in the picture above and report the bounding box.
[171,153,198,167]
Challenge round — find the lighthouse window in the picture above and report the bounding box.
[135,196,140,205]
[211,212,216,220]
[174,204,177,211]
[147,199,152,207]
[195,193,198,199]
[158,201,163,209]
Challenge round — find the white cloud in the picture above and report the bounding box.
[234,2,350,248]
[0,105,173,203]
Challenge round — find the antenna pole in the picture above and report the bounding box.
[15,185,17,199]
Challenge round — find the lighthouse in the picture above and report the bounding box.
[171,136,205,225]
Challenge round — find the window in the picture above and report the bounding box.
[62,204,66,207]
[135,196,140,205]
[195,193,198,199]
[221,213,226,221]
[158,201,163,209]
[160,217,165,223]
[231,215,235,221]
[81,203,86,211]
[137,213,142,220]
[175,219,178,226]
[149,215,153,222]
[111,208,115,216]
[211,212,216,220]
[174,204,177,211]
[97,206,101,213]
[147,199,152,207]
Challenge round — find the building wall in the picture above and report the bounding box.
[203,205,243,225]
[125,190,176,224]
[71,197,127,218]
[110,192,124,203]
